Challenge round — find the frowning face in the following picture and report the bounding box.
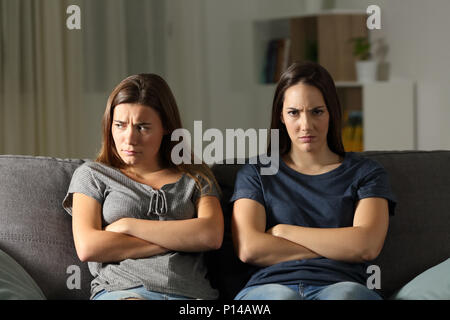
[112,103,166,170]
[281,83,330,154]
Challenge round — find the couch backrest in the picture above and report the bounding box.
[1,151,449,299]
[0,156,91,299]
[364,151,450,297]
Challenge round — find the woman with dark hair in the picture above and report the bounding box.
[231,62,396,300]
[63,74,223,300]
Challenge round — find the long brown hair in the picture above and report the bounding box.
[268,61,345,157]
[96,74,219,194]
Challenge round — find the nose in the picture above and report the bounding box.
[299,112,313,132]
[124,125,138,145]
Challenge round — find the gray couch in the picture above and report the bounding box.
[0,151,449,300]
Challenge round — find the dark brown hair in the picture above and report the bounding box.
[268,61,345,157]
[96,73,219,193]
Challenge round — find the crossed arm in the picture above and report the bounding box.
[72,193,224,263]
[231,197,389,267]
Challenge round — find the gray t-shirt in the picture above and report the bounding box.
[63,161,220,300]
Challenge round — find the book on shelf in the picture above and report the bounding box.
[342,111,363,152]
[262,38,291,84]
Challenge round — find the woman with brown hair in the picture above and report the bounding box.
[231,61,396,300]
[63,74,223,300]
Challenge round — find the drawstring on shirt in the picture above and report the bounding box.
[148,189,168,216]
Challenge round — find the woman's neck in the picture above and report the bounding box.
[123,159,168,181]
[286,146,342,174]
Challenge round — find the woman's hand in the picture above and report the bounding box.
[266,224,285,237]
[105,218,134,234]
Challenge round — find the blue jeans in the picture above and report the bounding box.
[235,282,382,300]
[93,285,195,300]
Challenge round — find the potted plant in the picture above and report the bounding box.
[351,36,377,82]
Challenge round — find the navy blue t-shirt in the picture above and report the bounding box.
[230,152,397,288]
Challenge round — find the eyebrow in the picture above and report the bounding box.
[286,106,326,110]
[113,120,151,126]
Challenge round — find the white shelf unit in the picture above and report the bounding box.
[360,80,415,151]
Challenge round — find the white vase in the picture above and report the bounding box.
[356,60,378,83]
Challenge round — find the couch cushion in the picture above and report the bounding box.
[0,248,46,299]
[0,155,91,299]
[366,151,450,298]
[389,258,450,300]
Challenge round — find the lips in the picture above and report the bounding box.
[299,136,315,143]
[122,150,140,156]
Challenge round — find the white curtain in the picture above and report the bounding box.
[0,0,81,157]
[0,0,163,158]
[164,0,211,134]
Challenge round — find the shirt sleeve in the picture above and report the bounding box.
[62,163,105,216]
[357,163,397,216]
[192,173,221,204]
[229,164,265,206]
